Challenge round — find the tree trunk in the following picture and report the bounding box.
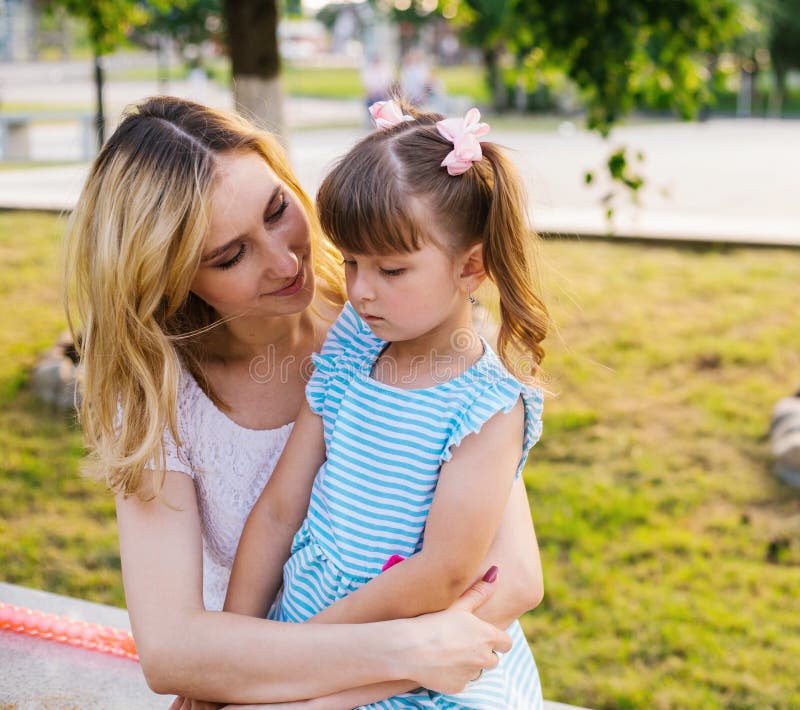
[93,50,105,148]
[156,35,170,94]
[769,65,786,118]
[223,0,285,141]
[483,46,507,113]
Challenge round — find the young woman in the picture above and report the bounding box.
[63,96,543,705]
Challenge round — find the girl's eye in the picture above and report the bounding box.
[266,195,288,223]
[218,244,246,270]
[381,268,405,277]
[341,258,357,268]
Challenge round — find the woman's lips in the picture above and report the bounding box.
[265,262,306,296]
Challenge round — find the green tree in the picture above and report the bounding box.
[453,0,745,212]
[764,0,800,114]
[454,0,511,111]
[506,1,742,133]
[222,0,284,139]
[45,1,157,145]
[139,0,224,89]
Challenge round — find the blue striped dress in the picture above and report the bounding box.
[271,303,544,709]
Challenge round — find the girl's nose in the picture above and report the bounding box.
[349,272,375,303]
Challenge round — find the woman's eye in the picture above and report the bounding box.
[218,244,246,270]
[266,196,288,223]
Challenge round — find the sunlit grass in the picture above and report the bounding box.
[1,213,798,707]
[0,212,123,606]
[524,239,800,709]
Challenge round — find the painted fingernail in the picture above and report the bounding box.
[482,565,498,583]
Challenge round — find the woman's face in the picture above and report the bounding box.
[191,150,315,320]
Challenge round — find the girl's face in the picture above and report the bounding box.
[341,238,469,344]
[191,150,315,320]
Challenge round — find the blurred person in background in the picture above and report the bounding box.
[400,48,431,107]
[361,54,395,123]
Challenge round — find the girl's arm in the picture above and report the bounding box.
[257,480,545,710]
[224,403,325,618]
[117,468,511,702]
[310,399,529,626]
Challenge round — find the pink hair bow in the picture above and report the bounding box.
[369,100,413,130]
[436,108,490,176]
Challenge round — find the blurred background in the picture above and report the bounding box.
[0,1,799,708]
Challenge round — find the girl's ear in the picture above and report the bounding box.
[460,242,486,284]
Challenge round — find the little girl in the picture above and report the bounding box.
[225,100,549,709]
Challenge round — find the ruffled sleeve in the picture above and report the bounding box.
[441,379,544,481]
[305,352,336,416]
[309,302,382,417]
[320,301,366,358]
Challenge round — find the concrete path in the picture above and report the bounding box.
[1,55,798,245]
[1,118,798,246]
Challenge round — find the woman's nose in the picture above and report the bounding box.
[261,238,300,280]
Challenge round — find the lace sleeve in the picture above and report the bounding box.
[117,386,194,478]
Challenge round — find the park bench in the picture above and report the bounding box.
[0,111,95,161]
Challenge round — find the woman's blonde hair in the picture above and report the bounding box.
[64,96,344,499]
[317,102,548,382]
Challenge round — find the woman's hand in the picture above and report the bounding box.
[401,570,511,695]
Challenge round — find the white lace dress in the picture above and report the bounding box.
[161,372,294,611]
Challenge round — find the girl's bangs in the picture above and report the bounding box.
[318,147,422,256]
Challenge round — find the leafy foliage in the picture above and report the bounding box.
[142,0,225,56]
[44,0,151,56]
[452,0,744,213]
[505,1,742,134]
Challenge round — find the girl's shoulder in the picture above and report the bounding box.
[470,342,542,396]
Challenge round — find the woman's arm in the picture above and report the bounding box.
[224,403,325,618]
[472,476,544,628]
[216,579,507,710]
[118,469,511,703]
[309,400,528,625]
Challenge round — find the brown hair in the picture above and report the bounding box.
[64,96,344,497]
[316,102,548,381]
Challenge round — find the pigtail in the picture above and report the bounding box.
[481,144,549,382]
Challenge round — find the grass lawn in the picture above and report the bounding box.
[105,60,490,104]
[1,212,798,708]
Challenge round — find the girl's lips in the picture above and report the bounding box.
[266,262,306,296]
